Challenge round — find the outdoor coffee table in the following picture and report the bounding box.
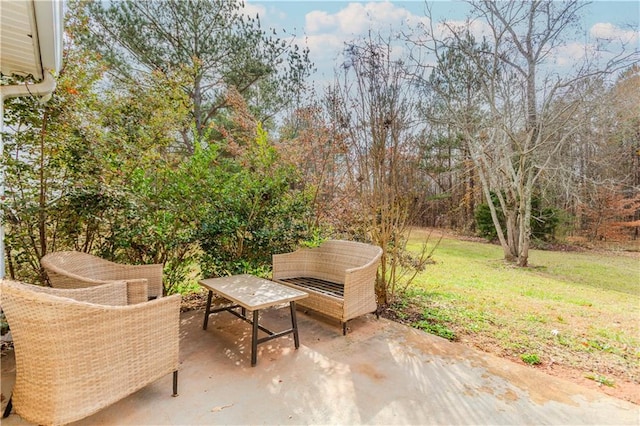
[199,274,308,366]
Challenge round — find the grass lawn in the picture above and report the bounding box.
[389,228,640,403]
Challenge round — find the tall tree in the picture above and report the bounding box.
[409,0,637,265]
[417,32,490,231]
[277,102,348,231]
[324,34,433,305]
[79,0,313,153]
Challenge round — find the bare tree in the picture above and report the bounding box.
[409,0,638,265]
[322,33,435,305]
[277,102,350,231]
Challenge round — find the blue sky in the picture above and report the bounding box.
[245,1,640,85]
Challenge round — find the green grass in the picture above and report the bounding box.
[400,231,640,387]
[586,373,616,387]
[521,353,542,365]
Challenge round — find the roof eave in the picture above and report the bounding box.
[0,0,63,81]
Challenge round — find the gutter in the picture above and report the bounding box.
[1,70,57,103]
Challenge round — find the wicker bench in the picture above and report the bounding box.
[272,240,382,335]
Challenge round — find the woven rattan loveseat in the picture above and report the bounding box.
[41,251,164,303]
[0,279,180,425]
[272,240,382,334]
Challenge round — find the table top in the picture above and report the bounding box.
[199,274,308,310]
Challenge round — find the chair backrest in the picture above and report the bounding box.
[5,279,128,305]
[41,251,164,301]
[1,279,114,424]
[305,240,382,283]
[41,251,114,281]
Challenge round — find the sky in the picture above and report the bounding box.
[244,0,640,87]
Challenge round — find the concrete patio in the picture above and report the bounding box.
[2,306,638,425]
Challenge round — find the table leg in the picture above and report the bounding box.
[3,395,12,418]
[290,301,300,349]
[251,310,260,366]
[203,290,213,330]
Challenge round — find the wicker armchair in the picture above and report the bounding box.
[41,251,164,303]
[0,279,180,426]
[272,240,383,334]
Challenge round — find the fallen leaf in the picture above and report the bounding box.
[211,403,234,412]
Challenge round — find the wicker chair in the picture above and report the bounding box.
[0,279,180,426]
[272,240,383,334]
[41,251,164,304]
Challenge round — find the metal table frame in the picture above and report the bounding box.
[199,275,308,366]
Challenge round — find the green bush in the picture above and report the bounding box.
[413,308,457,341]
[475,201,501,241]
[475,192,559,242]
[196,124,313,278]
[414,321,456,341]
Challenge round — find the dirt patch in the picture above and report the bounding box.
[180,290,208,312]
[459,333,640,405]
[380,294,640,406]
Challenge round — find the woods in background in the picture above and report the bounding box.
[2,0,638,304]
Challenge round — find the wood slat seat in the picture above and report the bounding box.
[278,277,345,299]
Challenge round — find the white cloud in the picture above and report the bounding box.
[306,10,337,34]
[551,41,592,66]
[247,0,637,91]
[531,23,638,70]
[305,33,345,63]
[590,22,639,45]
[306,1,418,36]
[302,1,429,82]
[242,2,266,20]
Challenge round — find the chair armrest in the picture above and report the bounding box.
[45,268,108,288]
[124,279,149,304]
[42,269,149,305]
[272,250,311,279]
[342,249,381,319]
[119,264,164,299]
[345,248,383,275]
